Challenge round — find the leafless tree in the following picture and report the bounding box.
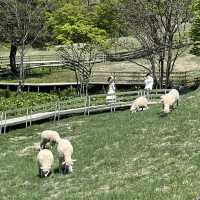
[58,43,100,97]
[120,0,192,88]
[0,0,48,91]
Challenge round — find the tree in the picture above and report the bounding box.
[91,0,124,37]
[190,0,200,55]
[120,0,192,88]
[47,1,107,96]
[0,0,48,87]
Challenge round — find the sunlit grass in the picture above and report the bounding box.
[0,90,200,199]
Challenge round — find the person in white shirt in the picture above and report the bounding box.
[106,76,116,104]
[144,73,154,99]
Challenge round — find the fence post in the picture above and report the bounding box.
[30,109,32,127]
[87,96,91,116]
[54,103,57,123]
[4,112,7,134]
[26,108,28,128]
[84,96,87,116]
[58,101,60,121]
[0,112,3,134]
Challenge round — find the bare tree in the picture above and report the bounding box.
[120,0,192,88]
[58,42,100,97]
[0,0,48,91]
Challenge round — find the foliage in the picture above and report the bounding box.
[90,0,124,37]
[47,2,107,45]
[58,88,77,98]
[190,0,200,55]
[0,89,11,98]
[0,92,59,111]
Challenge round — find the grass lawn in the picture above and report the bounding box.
[0,90,200,199]
[0,68,76,83]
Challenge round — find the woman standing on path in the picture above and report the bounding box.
[106,76,116,104]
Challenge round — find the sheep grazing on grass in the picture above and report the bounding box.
[40,130,61,149]
[37,149,54,178]
[57,139,74,174]
[130,96,149,112]
[161,89,179,113]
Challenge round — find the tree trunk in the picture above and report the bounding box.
[149,56,158,87]
[18,44,25,93]
[165,36,173,88]
[9,43,18,75]
[74,69,80,96]
[159,56,164,89]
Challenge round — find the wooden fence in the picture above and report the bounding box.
[0,54,200,86]
[91,70,200,86]
[0,89,169,133]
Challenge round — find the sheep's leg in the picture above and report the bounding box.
[59,158,63,174]
[39,168,42,177]
[176,99,179,107]
[40,139,48,149]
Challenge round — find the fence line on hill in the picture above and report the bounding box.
[0,53,200,86]
[0,89,170,133]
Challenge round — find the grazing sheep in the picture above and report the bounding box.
[130,96,149,112]
[37,149,54,178]
[40,130,61,149]
[57,139,74,174]
[161,89,179,113]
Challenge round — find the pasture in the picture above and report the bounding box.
[0,90,200,199]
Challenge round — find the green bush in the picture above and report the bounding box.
[59,88,78,99]
[0,89,11,98]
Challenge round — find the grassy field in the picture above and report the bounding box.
[0,90,200,199]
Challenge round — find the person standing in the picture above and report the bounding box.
[106,76,116,104]
[144,73,154,98]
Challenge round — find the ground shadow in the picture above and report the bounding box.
[53,167,60,174]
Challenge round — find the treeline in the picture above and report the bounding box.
[1,0,200,91]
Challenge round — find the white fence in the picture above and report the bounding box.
[0,89,170,133]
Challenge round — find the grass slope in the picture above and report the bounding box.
[0,91,200,199]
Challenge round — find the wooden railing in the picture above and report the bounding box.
[91,70,200,86]
[0,54,200,86]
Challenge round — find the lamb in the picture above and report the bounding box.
[57,139,74,174]
[37,149,54,178]
[130,96,149,112]
[40,130,61,149]
[161,89,179,113]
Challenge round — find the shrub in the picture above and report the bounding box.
[0,89,11,98]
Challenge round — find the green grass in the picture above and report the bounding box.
[0,68,76,83]
[1,90,200,199]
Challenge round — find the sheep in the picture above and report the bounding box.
[37,149,54,178]
[57,139,74,174]
[161,89,179,113]
[130,96,149,112]
[40,130,61,149]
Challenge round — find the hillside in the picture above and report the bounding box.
[0,90,200,199]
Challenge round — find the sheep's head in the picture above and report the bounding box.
[40,168,51,178]
[130,103,138,112]
[61,162,73,174]
[160,95,165,103]
[163,104,170,113]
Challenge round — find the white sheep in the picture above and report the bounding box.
[161,89,179,113]
[130,96,149,112]
[37,149,54,178]
[40,130,61,149]
[57,139,74,174]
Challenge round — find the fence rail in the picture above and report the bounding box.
[0,54,200,86]
[0,89,169,133]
